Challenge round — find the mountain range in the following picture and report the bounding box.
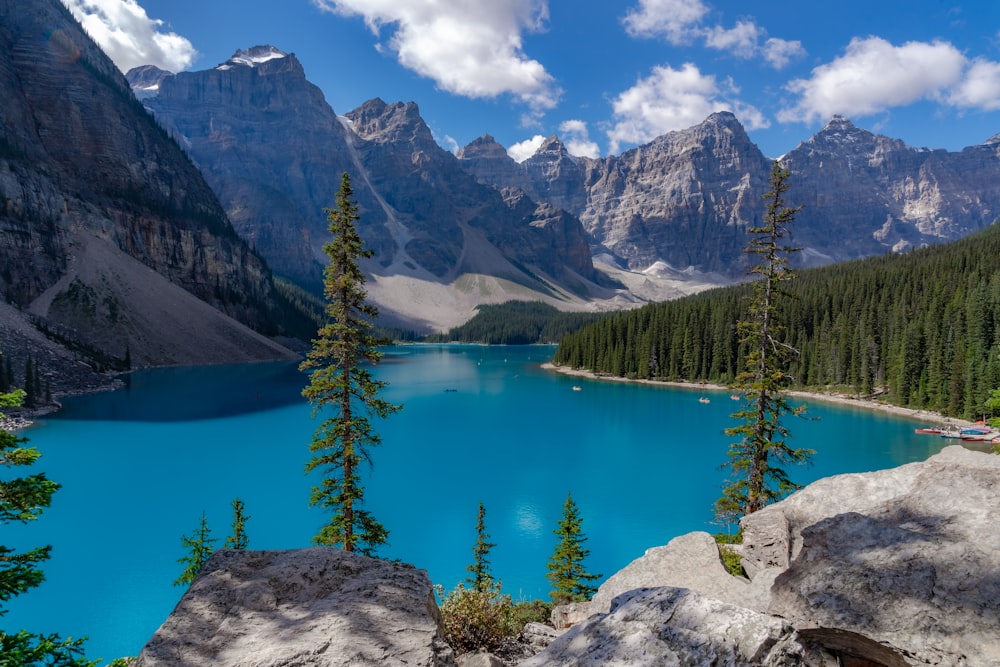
[5,0,1000,391]
[128,45,1000,334]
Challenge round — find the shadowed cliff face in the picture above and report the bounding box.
[0,0,297,371]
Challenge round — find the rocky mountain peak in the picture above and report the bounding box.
[456,134,512,161]
[126,64,173,99]
[218,45,289,70]
[802,114,906,155]
[530,135,572,161]
[344,98,435,147]
[702,110,743,131]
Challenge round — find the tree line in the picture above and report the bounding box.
[554,221,1000,420]
[425,301,605,345]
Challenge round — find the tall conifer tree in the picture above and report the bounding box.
[465,502,495,592]
[301,172,400,555]
[718,161,812,522]
[546,493,601,604]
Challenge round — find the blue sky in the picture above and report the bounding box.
[63,0,1000,160]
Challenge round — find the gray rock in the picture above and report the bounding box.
[518,586,836,667]
[744,445,1000,666]
[134,547,456,667]
[456,651,505,667]
[590,531,750,612]
[520,622,562,651]
[550,601,593,630]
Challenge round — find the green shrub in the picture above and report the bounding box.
[439,582,516,653]
[511,599,552,629]
[714,531,744,577]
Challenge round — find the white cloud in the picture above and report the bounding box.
[508,135,546,162]
[947,58,1000,111]
[607,63,767,154]
[313,0,559,111]
[61,0,197,73]
[622,1,802,69]
[704,21,761,58]
[622,0,709,43]
[558,120,600,158]
[762,37,806,69]
[778,37,967,123]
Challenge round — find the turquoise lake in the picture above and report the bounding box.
[5,344,957,663]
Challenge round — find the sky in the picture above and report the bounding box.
[61,0,1000,160]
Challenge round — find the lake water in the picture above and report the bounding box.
[4,344,956,663]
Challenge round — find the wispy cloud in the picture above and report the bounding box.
[607,63,768,154]
[622,0,709,43]
[622,0,804,69]
[313,0,560,112]
[61,0,197,72]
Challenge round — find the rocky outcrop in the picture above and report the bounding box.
[743,445,1000,666]
[135,548,456,667]
[529,446,1000,666]
[521,587,835,666]
[0,0,299,377]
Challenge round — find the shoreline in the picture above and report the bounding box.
[541,362,981,431]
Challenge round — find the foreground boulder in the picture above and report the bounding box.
[134,547,455,667]
[744,445,1000,666]
[521,586,836,666]
[531,446,1000,666]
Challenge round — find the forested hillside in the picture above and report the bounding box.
[553,224,1000,419]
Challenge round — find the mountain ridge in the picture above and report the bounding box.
[0,2,300,397]
[125,42,1000,334]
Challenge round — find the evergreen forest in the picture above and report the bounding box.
[553,223,1000,420]
[425,301,605,345]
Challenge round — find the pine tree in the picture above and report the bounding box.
[301,172,400,555]
[718,161,812,522]
[465,502,495,592]
[224,498,250,550]
[174,512,217,587]
[0,388,95,665]
[546,493,601,604]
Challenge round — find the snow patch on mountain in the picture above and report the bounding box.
[218,45,287,70]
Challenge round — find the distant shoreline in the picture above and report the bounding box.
[541,362,981,431]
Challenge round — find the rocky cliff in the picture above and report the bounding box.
[0,0,299,387]
[131,51,614,332]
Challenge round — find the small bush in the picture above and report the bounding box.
[439,582,516,653]
[714,531,744,577]
[511,599,552,629]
